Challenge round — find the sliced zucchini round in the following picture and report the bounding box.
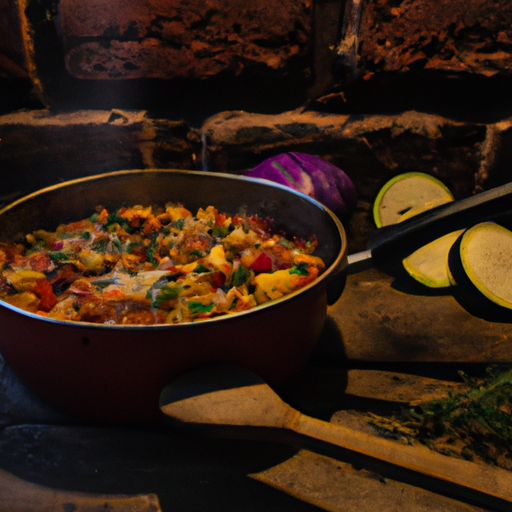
[373,172,454,228]
[403,229,464,288]
[453,222,512,310]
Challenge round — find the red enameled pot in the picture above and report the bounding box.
[0,169,347,424]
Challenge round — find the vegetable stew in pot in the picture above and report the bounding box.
[0,169,347,423]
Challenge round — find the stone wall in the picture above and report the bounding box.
[1,0,512,248]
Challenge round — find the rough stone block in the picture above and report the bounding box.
[324,267,512,365]
[0,0,25,76]
[0,109,200,199]
[343,0,512,78]
[201,108,490,200]
[60,0,313,80]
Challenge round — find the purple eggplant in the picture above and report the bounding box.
[246,152,358,218]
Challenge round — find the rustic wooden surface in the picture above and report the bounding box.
[0,368,500,512]
[250,450,492,512]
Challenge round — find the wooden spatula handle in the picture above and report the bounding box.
[291,412,512,502]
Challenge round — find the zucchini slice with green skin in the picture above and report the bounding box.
[403,229,464,288]
[449,222,512,310]
[373,172,454,228]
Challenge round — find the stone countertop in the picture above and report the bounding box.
[324,266,512,365]
[1,267,510,512]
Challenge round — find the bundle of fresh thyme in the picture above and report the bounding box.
[410,366,512,443]
[370,366,512,469]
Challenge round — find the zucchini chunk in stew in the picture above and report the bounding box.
[0,203,325,324]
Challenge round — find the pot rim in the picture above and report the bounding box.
[0,168,348,330]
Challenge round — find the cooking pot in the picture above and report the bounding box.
[0,169,347,424]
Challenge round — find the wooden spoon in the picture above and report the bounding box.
[160,364,512,504]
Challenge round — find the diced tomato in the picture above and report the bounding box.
[28,252,54,273]
[209,270,226,289]
[248,216,272,235]
[102,289,125,298]
[250,252,273,273]
[215,213,227,226]
[32,278,57,311]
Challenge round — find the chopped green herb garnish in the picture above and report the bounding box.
[212,226,229,238]
[230,265,251,287]
[147,244,157,265]
[289,262,310,276]
[172,218,185,230]
[278,237,294,249]
[188,301,215,315]
[49,251,69,262]
[229,296,239,310]
[105,212,131,232]
[151,284,182,307]
[92,239,108,252]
